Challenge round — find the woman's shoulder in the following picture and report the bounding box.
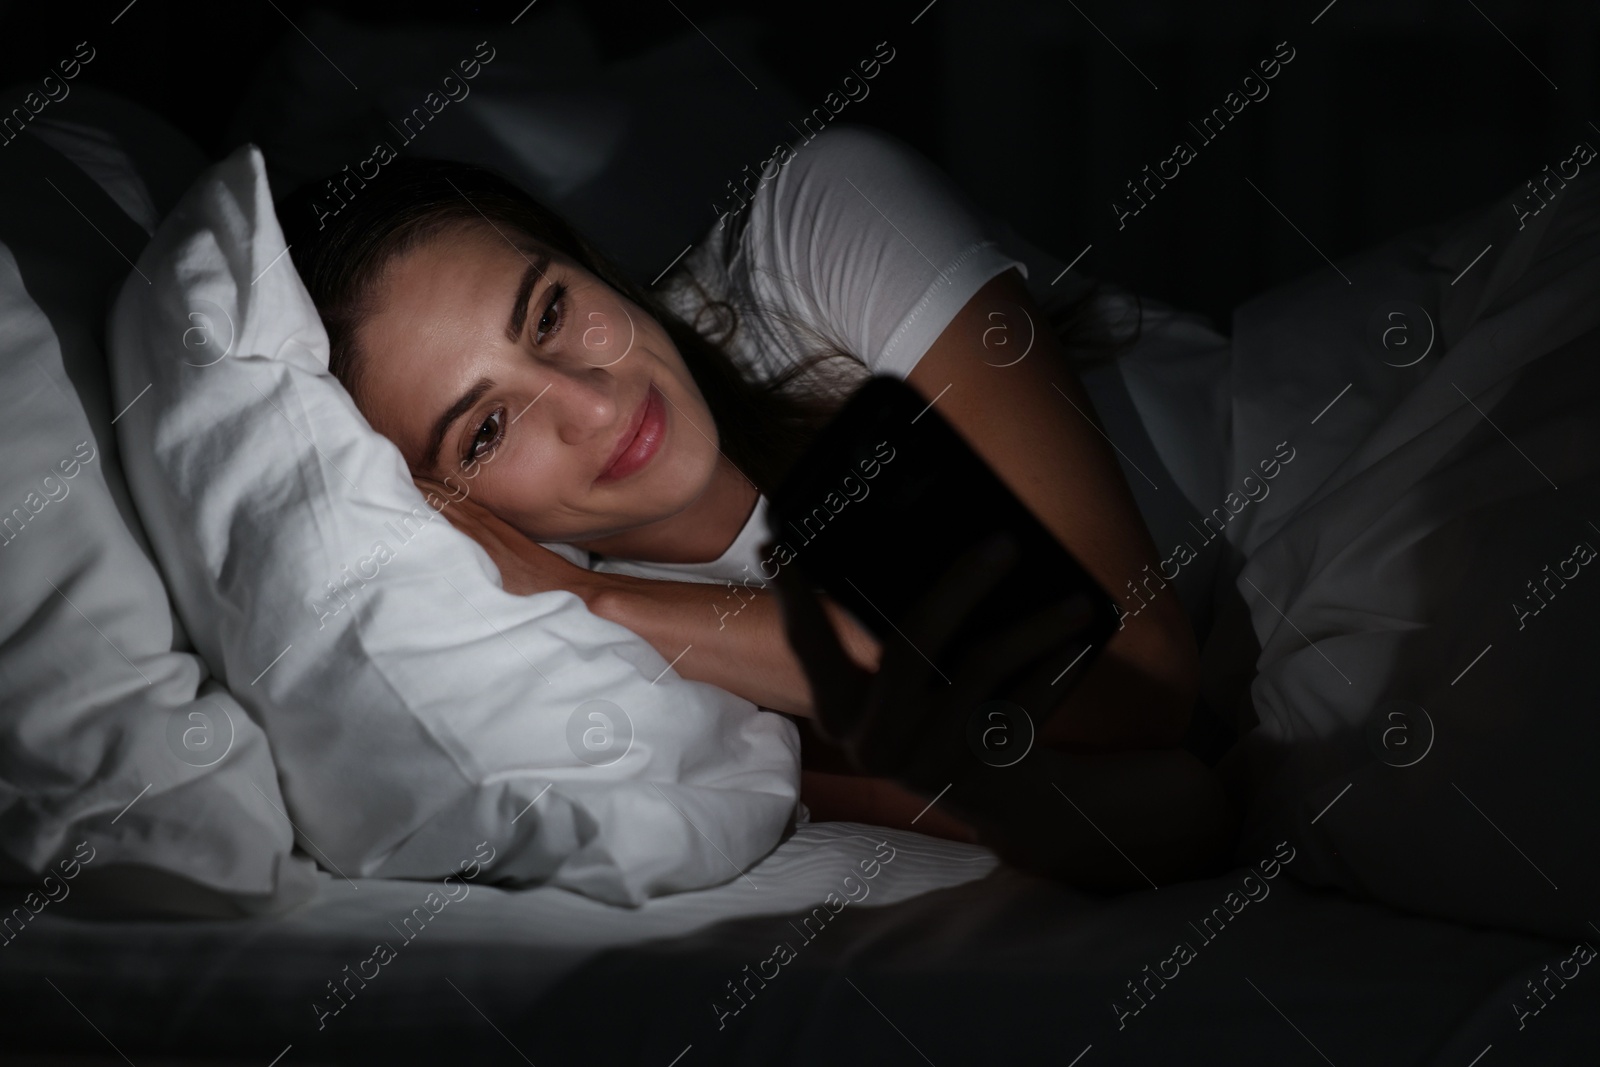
[664,123,1023,379]
[749,124,960,234]
[696,124,963,268]
[774,122,924,182]
[658,129,914,354]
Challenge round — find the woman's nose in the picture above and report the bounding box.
[543,365,622,446]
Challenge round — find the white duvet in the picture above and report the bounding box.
[1212,164,1600,938]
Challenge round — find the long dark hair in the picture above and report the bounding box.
[278,157,1125,495]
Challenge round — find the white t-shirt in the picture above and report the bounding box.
[588,124,1027,587]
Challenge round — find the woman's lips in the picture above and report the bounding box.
[597,385,666,483]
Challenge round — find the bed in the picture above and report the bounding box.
[4,821,1593,1065]
[2,10,1596,1065]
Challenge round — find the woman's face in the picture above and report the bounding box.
[354,220,722,545]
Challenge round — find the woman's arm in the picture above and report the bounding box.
[771,530,1235,887]
[586,574,880,715]
[414,479,879,715]
[905,268,1199,750]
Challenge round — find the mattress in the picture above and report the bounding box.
[2,821,1590,1065]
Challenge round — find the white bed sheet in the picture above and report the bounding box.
[8,822,995,999]
[5,820,1591,1065]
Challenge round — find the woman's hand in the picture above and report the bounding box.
[768,532,1235,889]
[414,477,596,599]
[767,532,1091,788]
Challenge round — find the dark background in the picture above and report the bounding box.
[0,0,1590,328]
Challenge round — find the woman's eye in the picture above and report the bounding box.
[535,283,566,344]
[468,408,503,462]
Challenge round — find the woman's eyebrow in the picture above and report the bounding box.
[505,249,553,344]
[420,250,552,472]
[424,375,495,472]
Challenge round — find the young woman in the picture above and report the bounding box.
[283,124,1233,889]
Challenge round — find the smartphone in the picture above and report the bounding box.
[767,375,1118,712]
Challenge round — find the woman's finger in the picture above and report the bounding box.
[415,476,475,528]
[846,533,1020,772]
[413,474,457,505]
[899,532,1020,664]
[766,548,869,741]
[945,593,1094,715]
[1006,645,1085,740]
[853,593,1090,777]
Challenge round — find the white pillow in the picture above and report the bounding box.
[107,145,800,904]
[0,123,314,915]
